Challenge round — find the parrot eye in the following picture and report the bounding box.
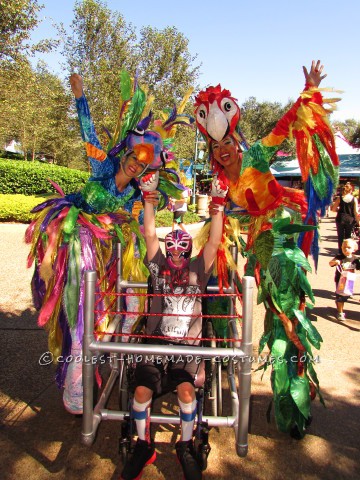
[197,106,207,119]
[220,98,237,115]
[134,127,145,135]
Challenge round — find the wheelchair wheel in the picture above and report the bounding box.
[119,420,131,463]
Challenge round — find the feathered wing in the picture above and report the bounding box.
[262,86,340,266]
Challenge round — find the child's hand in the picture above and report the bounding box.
[143,190,159,206]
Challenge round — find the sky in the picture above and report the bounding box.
[30,0,360,122]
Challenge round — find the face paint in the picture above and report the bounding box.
[165,230,193,270]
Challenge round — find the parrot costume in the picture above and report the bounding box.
[26,70,193,414]
[194,75,340,437]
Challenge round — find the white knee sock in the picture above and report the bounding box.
[178,398,197,442]
[132,398,152,442]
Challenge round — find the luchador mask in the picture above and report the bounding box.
[165,230,193,270]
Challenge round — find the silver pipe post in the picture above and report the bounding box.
[82,270,98,446]
[236,275,254,457]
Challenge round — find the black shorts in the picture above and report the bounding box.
[173,211,185,222]
[134,352,204,396]
[335,293,351,303]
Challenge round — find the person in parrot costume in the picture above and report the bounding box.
[194,60,340,438]
[26,71,193,414]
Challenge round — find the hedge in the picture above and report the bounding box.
[0,194,48,222]
[0,158,89,195]
[0,194,201,226]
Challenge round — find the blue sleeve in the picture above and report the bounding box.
[75,94,114,179]
[75,95,102,149]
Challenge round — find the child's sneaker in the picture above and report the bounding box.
[337,312,346,321]
[121,438,156,480]
[175,439,202,480]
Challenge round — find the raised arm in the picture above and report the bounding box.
[141,173,160,261]
[302,59,327,88]
[354,197,360,224]
[203,176,228,272]
[69,74,112,178]
[69,73,84,99]
[262,60,328,148]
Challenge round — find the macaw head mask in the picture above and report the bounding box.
[165,230,193,270]
[195,85,240,142]
[109,114,168,176]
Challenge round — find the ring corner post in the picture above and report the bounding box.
[82,270,97,446]
[236,275,255,457]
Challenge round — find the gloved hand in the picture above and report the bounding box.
[210,174,229,211]
[140,171,159,199]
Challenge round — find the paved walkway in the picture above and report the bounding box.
[0,215,359,480]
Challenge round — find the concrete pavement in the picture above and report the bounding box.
[0,214,359,480]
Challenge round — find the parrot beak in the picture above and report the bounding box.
[205,102,229,141]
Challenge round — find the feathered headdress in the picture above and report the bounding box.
[105,70,194,174]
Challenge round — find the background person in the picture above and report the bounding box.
[170,186,190,233]
[329,238,360,320]
[331,182,359,253]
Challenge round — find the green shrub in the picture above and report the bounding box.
[0,194,47,222]
[0,158,89,195]
[155,208,200,227]
[0,194,202,226]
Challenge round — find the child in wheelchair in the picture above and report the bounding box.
[120,172,227,480]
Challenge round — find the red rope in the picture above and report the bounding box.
[96,331,242,343]
[95,291,242,298]
[94,309,242,319]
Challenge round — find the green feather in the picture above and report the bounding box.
[254,230,274,270]
[290,376,311,419]
[120,87,146,140]
[120,70,132,101]
[63,234,81,328]
[63,206,80,243]
[293,309,323,349]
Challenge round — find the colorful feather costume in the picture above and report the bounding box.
[194,77,340,437]
[26,71,193,414]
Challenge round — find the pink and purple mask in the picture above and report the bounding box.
[165,230,193,270]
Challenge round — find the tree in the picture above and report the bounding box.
[240,96,296,157]
[137,26,200,110]
[135,26,200,163]
[62,2,200,163]
[0,0,55,62]
[332,118,360,146]
[0,59,83,166]
[349,127,360,148]
[62,0,137,138]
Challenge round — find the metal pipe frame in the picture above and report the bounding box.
[82,244,254,459]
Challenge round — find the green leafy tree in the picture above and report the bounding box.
[62,0,137,138]
[332,118,360,146]
[349,126,360,148]
[240,96,295,157]
[136,26,200,164]
[137,26,200,110]
[0,0,56,62]
[0,59,83,167]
